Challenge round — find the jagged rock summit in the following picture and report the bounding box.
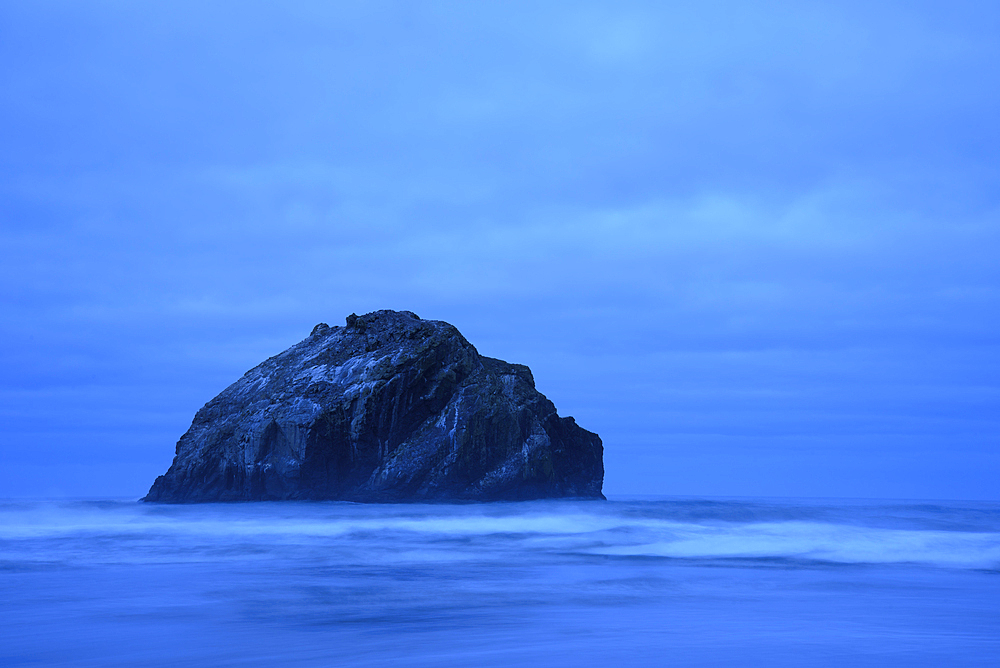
[144,310,604,502]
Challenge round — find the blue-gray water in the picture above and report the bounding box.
[2,497,999,667]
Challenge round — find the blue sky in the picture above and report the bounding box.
[2,1,998,499]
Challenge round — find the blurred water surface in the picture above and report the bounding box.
[2,497,999,667]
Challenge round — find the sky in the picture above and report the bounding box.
[1,0,998,500]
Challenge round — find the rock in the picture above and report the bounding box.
[143,310,604,502]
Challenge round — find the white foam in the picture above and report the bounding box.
[589,520,1000,569]
[2,501,997,570]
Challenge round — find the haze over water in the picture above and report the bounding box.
[2,497,998,667]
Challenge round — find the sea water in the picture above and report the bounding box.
[1,497,998,667]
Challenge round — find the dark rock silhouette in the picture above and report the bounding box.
[144,310,604,502]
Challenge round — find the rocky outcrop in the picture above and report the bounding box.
[144,310,604,502]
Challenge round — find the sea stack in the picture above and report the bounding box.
[144,310,604,502]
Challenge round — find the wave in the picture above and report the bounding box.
[587,520,1000,569]
[1,498,998,571]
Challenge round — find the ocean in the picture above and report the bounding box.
[1,497,998,667]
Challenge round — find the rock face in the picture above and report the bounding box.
[144,310,604,502]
